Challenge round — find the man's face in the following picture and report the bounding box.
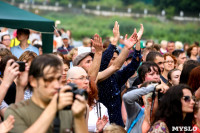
[2,35,11,47]
[177,52,187,65]
[108,52,118,67]
[78,55,93,73]
[154,56,164,72]
[69,68,89,91]
[144,67,160,82]
[17,32,28,41]
[32,66,62,104]
[167,42,175,54]
[63,39,69,47]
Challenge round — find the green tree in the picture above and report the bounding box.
[153,0,200,15]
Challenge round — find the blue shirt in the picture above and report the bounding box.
[98,44,141,126]
[11,44,39,58]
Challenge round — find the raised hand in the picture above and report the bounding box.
[71,95,87,118]
[137,24,144,40]
[156,84,169,93]
[57,85,73,110]
[3,59,20,86]
[15,62,29,88]
[111,21,120,46]
[0,115,15,133]
[96,115,109,132]
[124,29,138,50]
[91,34,103,53]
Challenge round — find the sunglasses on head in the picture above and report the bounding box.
[182,96,196,102]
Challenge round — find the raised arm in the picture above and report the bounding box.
[72,95,88,133]
[100,21,119,71]
[123,85,155,118]
[88,34,103,82]
[0,60,19,104]
[110,24,144,86]
[97,29,138,82]
[136,24,144,50]
[15,63,29,103]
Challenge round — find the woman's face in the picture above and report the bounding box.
[144,67,160,82]
[164,56,175,71]
[169,70,181,86]
[181,89,195,114]
[191,47,198,56]
[62,64,69,84]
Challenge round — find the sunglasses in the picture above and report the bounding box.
[182,96,196,102]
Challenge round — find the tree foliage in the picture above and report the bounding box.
[153,0,200,15]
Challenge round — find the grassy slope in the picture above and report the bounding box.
[42,12,200,44]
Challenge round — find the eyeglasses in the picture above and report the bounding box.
[71,76,90,81]
[182,96,196,102]
[164,60,174,64]
[3,39,11,41]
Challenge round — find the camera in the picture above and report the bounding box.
[16,61,25,72]
[64,83,88,110]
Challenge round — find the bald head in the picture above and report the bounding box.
[67,66,89,90]
[67,66,87,79]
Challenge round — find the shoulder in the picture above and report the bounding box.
[5,100,33,114]
[99,102,108,112]
[58,45,64,49]
[9,100,32,109]
[29,45,38,50]
[4,100,34,121]
[11,46,18,50]
[148,120,169,133]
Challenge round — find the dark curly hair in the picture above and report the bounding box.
[152,84,194,133]
[138,61,161,82]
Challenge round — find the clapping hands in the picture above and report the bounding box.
[124,29,138,50]
[96,115,109,132]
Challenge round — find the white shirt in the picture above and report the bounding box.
[88,102,109,132]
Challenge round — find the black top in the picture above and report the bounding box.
[4,82,16,105]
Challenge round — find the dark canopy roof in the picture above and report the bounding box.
[0,1,54,53]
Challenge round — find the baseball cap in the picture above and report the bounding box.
[61,34,69,39]
[73,52,94,66]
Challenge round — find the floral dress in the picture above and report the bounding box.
[148,120,169,133]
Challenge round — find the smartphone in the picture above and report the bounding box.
[16,61,25,72]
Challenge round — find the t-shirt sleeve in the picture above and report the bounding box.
[4,107,28,133]
[0,100,8,110]
[148,121,169,133]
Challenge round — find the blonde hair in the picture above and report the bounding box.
[160,40,168,48]
[104,124,126,133]
[82,37,91,46]
[175,41,183,49]
[67,48,78,61]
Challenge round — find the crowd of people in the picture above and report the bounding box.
[0,21,200,133]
